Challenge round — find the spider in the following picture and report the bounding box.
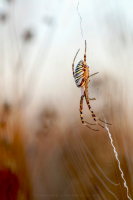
[72,40,111,131]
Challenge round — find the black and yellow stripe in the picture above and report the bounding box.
[74,60,85,87]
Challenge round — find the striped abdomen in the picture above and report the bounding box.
[74,60,85,87]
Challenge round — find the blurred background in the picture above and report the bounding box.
[0,0,133,199]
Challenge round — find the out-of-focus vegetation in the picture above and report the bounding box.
[0,103,33,200]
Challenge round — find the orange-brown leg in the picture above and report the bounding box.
[72,49,80,77]
[84,40,86,66]
[80,95,99,131]
[85,94,105,128]
[85,76,112,126]
[85,72,99,82]
[98,119,112,125]
[89,98,96,100]
[89,72,99,77]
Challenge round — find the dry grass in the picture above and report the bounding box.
[0,104,33,200]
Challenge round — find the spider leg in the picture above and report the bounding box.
[89,72,99,77]
[85,72,99,82]
[89,98,96,100]
[84,121,97,125]
[84,40,86,66]
[72,49,80,77]
[98,118,112,125]
[85,93,105,129]
[85,95,112,126]
[80,95,99,131]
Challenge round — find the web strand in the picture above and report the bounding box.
[77,0,84,40]
[104,118,132,200]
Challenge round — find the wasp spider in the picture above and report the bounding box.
[72,40,111,131]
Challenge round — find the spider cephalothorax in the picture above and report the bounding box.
[72,40,111,131]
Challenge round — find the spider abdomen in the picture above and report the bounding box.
[74,60,85,87]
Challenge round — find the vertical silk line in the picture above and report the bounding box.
[77,0,84,39]
[104,119,132,200]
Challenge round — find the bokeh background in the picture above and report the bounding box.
[0,0,133,199]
